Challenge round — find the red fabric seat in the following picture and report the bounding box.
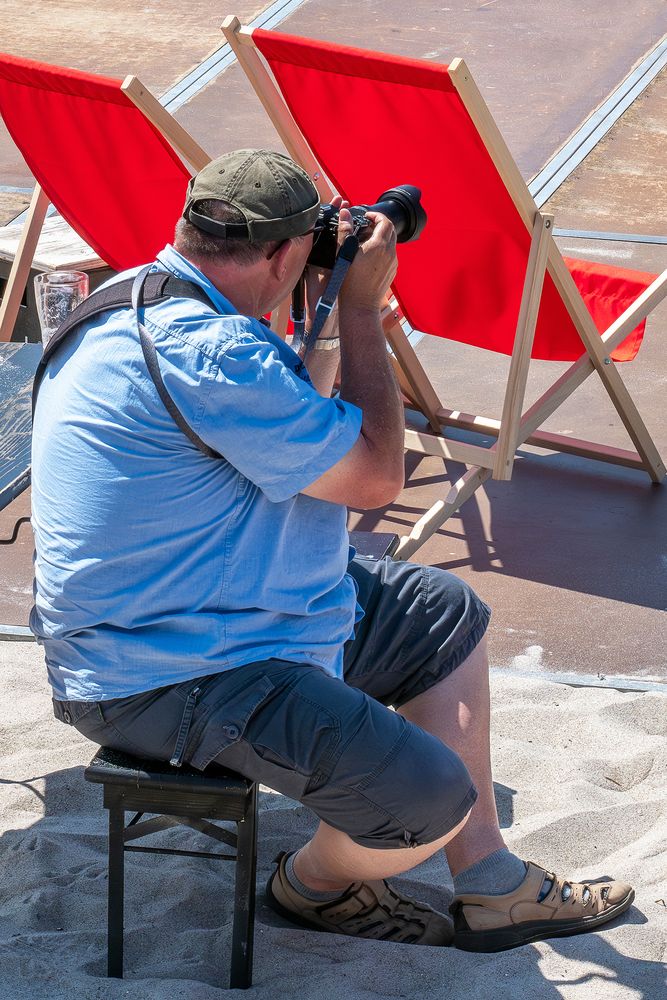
[0,53,191,270]
[253,29,654,363]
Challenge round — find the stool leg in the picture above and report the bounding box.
[229,783,258,989]
[107,803,125,978]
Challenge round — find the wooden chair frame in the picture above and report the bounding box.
[222,16,666,559]
[0,76,212,345]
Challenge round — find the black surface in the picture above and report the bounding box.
[349,530,399,560]
[0,342,40,510]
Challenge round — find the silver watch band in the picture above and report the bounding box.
[311,336,340,351]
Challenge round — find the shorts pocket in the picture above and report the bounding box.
[194,671,342,801]
[189,675,276,770]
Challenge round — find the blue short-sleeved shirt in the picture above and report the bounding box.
[31,245,363,701]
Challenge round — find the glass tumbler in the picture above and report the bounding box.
[34,270,89,348]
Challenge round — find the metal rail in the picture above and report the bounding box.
[529,35,667,206]
[553,228,667,245]
[490,666,667,695]
[160,0,309,112]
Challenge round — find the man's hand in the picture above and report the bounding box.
[338,209,398,313]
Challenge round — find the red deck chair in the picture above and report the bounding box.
[0,53,212,342]
[223,17,666,558]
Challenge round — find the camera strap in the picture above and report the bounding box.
[292,232,360,358]
[131,266,222,458]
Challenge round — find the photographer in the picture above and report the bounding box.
[32,149,632,949]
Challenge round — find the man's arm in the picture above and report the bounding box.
[301,211,405,510]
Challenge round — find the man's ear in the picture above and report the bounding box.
[267,239,292,280]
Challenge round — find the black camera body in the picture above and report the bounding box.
[307,184,426,269]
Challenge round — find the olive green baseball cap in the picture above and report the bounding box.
[183,148,320,243]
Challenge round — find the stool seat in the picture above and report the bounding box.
[86,745,252,798]
[85,745,258,989]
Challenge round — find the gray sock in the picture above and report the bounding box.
[284,851,346,902]
[453,848,528,897]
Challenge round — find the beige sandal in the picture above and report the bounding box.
[267,852,453,945]
[451,861,634,952]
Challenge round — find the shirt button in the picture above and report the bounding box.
[223,724,240,740]
[63,710,72,724]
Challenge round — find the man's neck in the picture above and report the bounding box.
[184,253,270,319]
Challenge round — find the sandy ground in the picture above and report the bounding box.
[0,641,664,999]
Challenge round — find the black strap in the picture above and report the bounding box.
[132,266,221,458]
[32,270,223,459]
[292,232,360,358]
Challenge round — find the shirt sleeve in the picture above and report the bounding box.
[196,327,363,503]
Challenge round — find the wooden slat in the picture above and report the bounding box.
[0,185,50,342]
[404,426,494,469]
[394,466,492,560]
[121,76,211,172]
[448,60,538,233]
[436,406,645,469]
[0,214,104,271]
[221,18,334,201]
[493,212,553,480]
[600,268,667,349]
[382,311,443,431]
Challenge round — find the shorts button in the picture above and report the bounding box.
[223,724,240,740]
[63,710,72,724]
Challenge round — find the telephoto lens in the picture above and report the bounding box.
[307,184,426,269]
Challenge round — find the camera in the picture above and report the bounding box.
[307,184,427,269]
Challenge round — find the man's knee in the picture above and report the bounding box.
[306,715,478,850]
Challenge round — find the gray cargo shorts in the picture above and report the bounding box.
[55,556,490,850]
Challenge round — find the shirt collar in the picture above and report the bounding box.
[155,244,238,317]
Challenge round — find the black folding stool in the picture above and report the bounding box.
[85,747,257,989]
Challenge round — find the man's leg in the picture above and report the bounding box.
[293,633,501,890]
[293,810,470,891]
[325,557,635,950]
[397,634,505,877]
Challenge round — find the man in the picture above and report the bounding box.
[31,149,633,950]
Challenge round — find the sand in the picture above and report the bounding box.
[0,641,665,999]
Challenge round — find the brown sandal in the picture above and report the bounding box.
[451,861,634,952]
[267,852,453,945]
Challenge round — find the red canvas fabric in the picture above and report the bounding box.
[254,29,653,362]
[0,53,191,270]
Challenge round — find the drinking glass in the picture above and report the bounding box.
[34,270,89,347]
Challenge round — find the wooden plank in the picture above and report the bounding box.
[437,406,645,469]
[221,17,334,201]
[600,268,667,349]
[0,185,49,342]
[0,214,104,271]
[394,466,492,560]
[493,211,553,480]
[448,60,538,233]
[403,425,494,469]
[521,431,644,470]
[121,76,211,172]
[382,310,443,431]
